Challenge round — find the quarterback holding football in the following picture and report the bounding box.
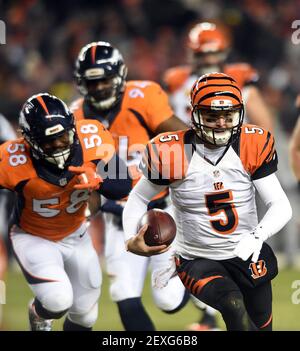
[123,73,292,331]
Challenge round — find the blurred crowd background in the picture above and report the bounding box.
[0,0,299,264]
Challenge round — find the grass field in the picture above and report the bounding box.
[2,265,300,331]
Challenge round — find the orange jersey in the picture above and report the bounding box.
[0,119,115,241]
[70,80,174,197]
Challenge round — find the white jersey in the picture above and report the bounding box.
[168,74,196,125]
[141,125,277,260]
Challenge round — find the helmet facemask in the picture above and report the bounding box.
[25,128,76,169]
[189,50,228,76]
[192,105,244,146]
[82,75,125,111]
[42,129,76,169]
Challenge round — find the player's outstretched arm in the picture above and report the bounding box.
[234,173,292,262]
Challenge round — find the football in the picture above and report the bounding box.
[138,209,177,246]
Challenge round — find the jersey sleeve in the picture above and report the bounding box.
[144,82,174,132]
[140,130,189,185]
[76,119,116,165]
[0,140,33,190]
[226,63,259,88]
[239,125,278,180]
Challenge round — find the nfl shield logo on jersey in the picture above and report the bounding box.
[59,178,67,186]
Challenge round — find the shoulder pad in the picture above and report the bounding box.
[225,63,259,87]
[141,130,190,184]
[76,119,115,164]
[239,124,277,178]
[69,98,85,120]
[162,66,191,93]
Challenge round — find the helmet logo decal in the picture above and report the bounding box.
[19,112,31,130]
[24,102,34,114]
[211,99,232,108]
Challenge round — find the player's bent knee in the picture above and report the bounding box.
[41,291,73,314]
[160,289,190,314]
[110,280,138,302]
[153,277,187,312]
[216,291,245,316]
[68,303,98,328]
[34,297,70,320]
[155,294,184,312]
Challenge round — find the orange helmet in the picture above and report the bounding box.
[187,22,230,53]
[190,72,244,146]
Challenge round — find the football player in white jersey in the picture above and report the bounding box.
[123,73,292,331]
[163,22,274,330]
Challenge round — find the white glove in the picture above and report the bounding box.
[233,227,267,263]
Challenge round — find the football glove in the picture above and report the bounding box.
[69,165,102,191]
[233,227,266,263]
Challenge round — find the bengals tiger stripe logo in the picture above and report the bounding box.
[249,260,267,279]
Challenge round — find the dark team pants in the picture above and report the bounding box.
[176,243,278,331]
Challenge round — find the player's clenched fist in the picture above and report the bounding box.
[69,165,102,191]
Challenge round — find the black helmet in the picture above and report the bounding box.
[19,93,76,169]
[74,41,127,110]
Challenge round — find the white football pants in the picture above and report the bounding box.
[10,223,101,328]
